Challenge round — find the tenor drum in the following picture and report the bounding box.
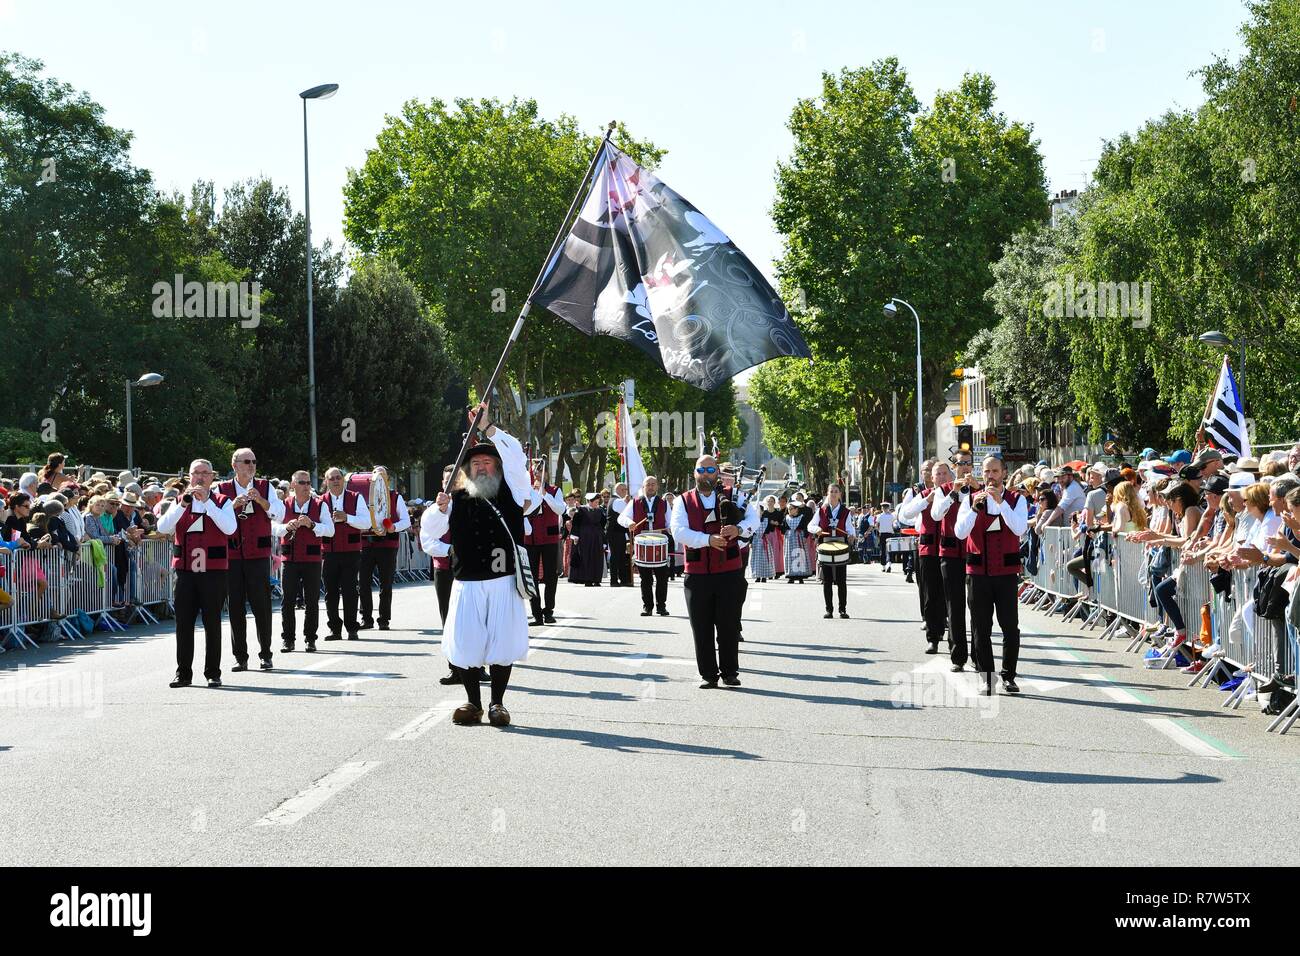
[817,540,851,566]
[886,534,918,564]
[633,532,669,568]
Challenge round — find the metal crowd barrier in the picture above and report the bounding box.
[1021,525,1300,734]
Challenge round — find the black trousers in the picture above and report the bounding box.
[919,553,947,641]
[878,532,894,566]
[227,556,273,664]
[684,570,743,681]
[282,561,322,643]
[638,564,670,611]
[359,546,398,625]
[969,573,1020,680]
[940,556,969,666]
[608,540,632,586]
[820,562,847,612]
[175,569,226,681]
[527,541,561,619]
[323,551,361,637]
[914,550,927,615]
[433,565,454,625]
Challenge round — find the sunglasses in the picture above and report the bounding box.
[237,459,256,465]
[695,466,718,474]
[294,480,310,485]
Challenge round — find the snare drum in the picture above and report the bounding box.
[886,535,918,563]
[816,540,851,566]
[633,532,669,568]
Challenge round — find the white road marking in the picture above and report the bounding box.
[254,761,380,826]
[623,653,698,670]
[1143,718,1237,759]
[1084,674,1146,705]
[389,701,460,740]
[912,658,978,699]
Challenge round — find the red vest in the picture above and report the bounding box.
[217,477,274,561]
[913,490,940,557]
[964,488,1023,576]
[817,504,850,538]
[937,482,966,559]
[631,495,669,533]
[362,491,401,550]
[322,489,364,554]
[523,485,562,545]
[171,491,232,572]
[682,489,742,575]
[431,529,451,571]
[281,495,325,563]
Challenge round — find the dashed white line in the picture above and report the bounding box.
[389,701,460,740]
[254,761,380,826]
[1143,718,1237,759]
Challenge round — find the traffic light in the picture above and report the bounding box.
[956,424,974,452]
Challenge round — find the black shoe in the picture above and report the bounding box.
[324,633,342,641]
[543,612,556,624]
[305,641,316,653]
[824,611,833,619]
[281,641,294,653]
[169,676,191,688]
[207,677,222,688]
[722,676,741,687]
[439,672,460,685]
[260,659,272,671]
[641,609,653,617]
[839,611,849,619]
[924,641,940,654]
[950,663,965,672]
[534,617,547,626]
[359,620,374,630]
[1002,678,1020,694]
[231,661,248,673]
[657,607,669,616]
[378,623,390,631]
[905,575,914,583]
[347,633,360,641]
[699,680,718,689]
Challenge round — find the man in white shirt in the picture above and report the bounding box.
[274,471,336,653]
[320,467,373,641]
[217,448,285,671]
[358,466,413,631]
[808,483,853,618]
[875,503,898,571]
[1055,466,1086,518]
[620,474,673,616]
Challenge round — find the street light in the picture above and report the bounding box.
[300,82,339,488]
[1198,329,1248,399]
[125,372,164,471]
[884,298,923,485]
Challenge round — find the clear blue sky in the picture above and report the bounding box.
[4,0,1248,280]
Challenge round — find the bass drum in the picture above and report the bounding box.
[347,468,392,533]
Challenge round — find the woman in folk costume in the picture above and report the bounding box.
[567,492,607,586]
[423,403,531,727]
[749,494,783,582]
[783,494,816,583]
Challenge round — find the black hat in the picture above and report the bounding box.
[1204,475,1229,495]
[461,444,501,470]
[1178,464,1203,481]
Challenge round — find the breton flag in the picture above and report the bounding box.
[531,142,812,391]
[616,398,646,493]
[1201,356,1251,459]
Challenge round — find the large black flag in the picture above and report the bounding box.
[531,142,811,391]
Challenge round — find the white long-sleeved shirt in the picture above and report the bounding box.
[419,510,450,558]
[421,428,530,543]
[1057,480,1085,518]
[156,492,238,536]
[669,491,757,550]
[228,476,286,523]
[325,490,372,531]
[619,495,667,532]
[899,489,934,522]
[274,495,335,538]
[931,485,969,522]
[808,502,853,537]
[954,490,1029,540]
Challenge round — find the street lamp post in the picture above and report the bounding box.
[125,372,164,471]
[1197,329,1252,402]
[884,299,923,485]
[300,82,339,489]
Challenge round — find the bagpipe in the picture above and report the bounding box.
[718,461,766,526]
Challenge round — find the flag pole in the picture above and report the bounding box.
[448,122,617,478]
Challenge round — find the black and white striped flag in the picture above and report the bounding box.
[1201,357,1251,458]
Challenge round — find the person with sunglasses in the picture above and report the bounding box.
[930,454,978,671]
[217,448,284,672]
[669,455,751,689]
[274,470,335,653]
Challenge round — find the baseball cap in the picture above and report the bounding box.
[1140,448,1158,461]
[1164,450,1192,465]
[1194,448,1224,465]
[1178,464,1203,481]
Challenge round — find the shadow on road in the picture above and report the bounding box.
[935,767,1221,785]
[504,724,762,760]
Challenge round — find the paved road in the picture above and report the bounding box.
[1,562,1295,865]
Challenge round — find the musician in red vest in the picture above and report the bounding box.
[929,450,977,671]
[901,461,954,653]
[217,447,284,672]
[619,474,671,617]
[669,453,746,688]
[955,455,1028,695]
[358,465,411,631]
[808,483,853,619]
[523,458,565,627]
[274,470,335,653]
[157,459,238,688]
[321,467,372,641]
